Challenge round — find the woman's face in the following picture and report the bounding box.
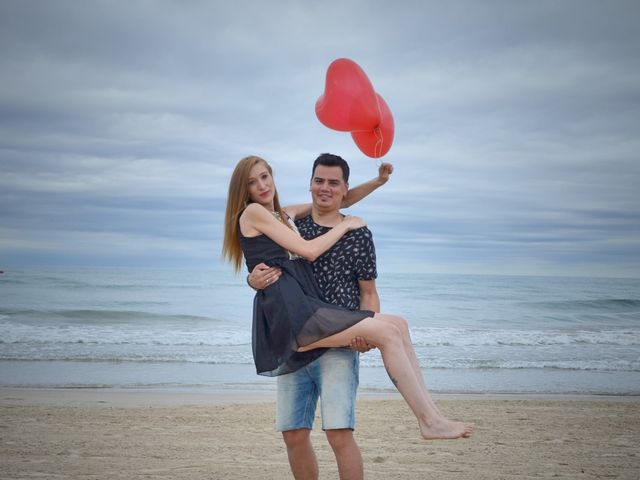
[247,162,275,207]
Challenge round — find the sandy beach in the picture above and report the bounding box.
[1,388,638,479]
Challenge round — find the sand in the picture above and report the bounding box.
[1,388,638,479]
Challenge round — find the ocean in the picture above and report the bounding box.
[1,267,639,395]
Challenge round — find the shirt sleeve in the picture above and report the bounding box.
[354,227,377,281]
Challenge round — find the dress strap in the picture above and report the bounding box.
[272,211,302,260]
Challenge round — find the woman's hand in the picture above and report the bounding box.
[341,215,367,231]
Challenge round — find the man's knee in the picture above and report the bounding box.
[282,428,311,448]
[325,428,356,451]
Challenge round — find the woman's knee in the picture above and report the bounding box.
[389,314,409,333]
[378,314,409,335]
[377,321,403,346]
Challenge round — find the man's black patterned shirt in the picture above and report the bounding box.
[295,214,377,311]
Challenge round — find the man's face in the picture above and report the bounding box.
[310,165,348,212]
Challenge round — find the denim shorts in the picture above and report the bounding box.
[276,348,359,432]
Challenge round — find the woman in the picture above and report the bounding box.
[223,155,473,440]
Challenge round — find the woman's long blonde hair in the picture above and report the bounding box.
[222,155,290,272]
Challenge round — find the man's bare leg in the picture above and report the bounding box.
[282,429,318,480]
[325,429,363,480]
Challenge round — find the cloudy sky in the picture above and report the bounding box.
[1,0,639,277]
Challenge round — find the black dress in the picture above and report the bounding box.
[240,231,374,376]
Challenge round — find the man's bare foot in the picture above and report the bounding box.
[420,417,474,440]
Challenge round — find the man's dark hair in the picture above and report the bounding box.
[311,153,350,183]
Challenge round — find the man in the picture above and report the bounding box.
[248,153,392,480]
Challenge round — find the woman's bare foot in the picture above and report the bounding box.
[420,417,474,440]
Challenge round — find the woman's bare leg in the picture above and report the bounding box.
[380,314,444,416]
[298,316,473,440]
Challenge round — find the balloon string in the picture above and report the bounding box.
[374,126,384,159]
[372,93,383,160]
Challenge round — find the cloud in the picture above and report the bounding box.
[1,0,639,276]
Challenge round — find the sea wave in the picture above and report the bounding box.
[0,272,239,291]
[3,324,638,348]
[359,354,640,372]
[0,338,251,347]
[0,308,221,325]
[0,348,256,365]
[1,351,638,372]
[409,327,640,347]
[523,298,640,312]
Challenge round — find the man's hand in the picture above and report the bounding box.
[248,263,282,290]
[377,162,394,184]
[349,336,376,353]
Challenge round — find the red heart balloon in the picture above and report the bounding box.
[315,58,381,132]
[351,94,395,158]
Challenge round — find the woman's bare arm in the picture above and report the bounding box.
[239,204,365,261]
